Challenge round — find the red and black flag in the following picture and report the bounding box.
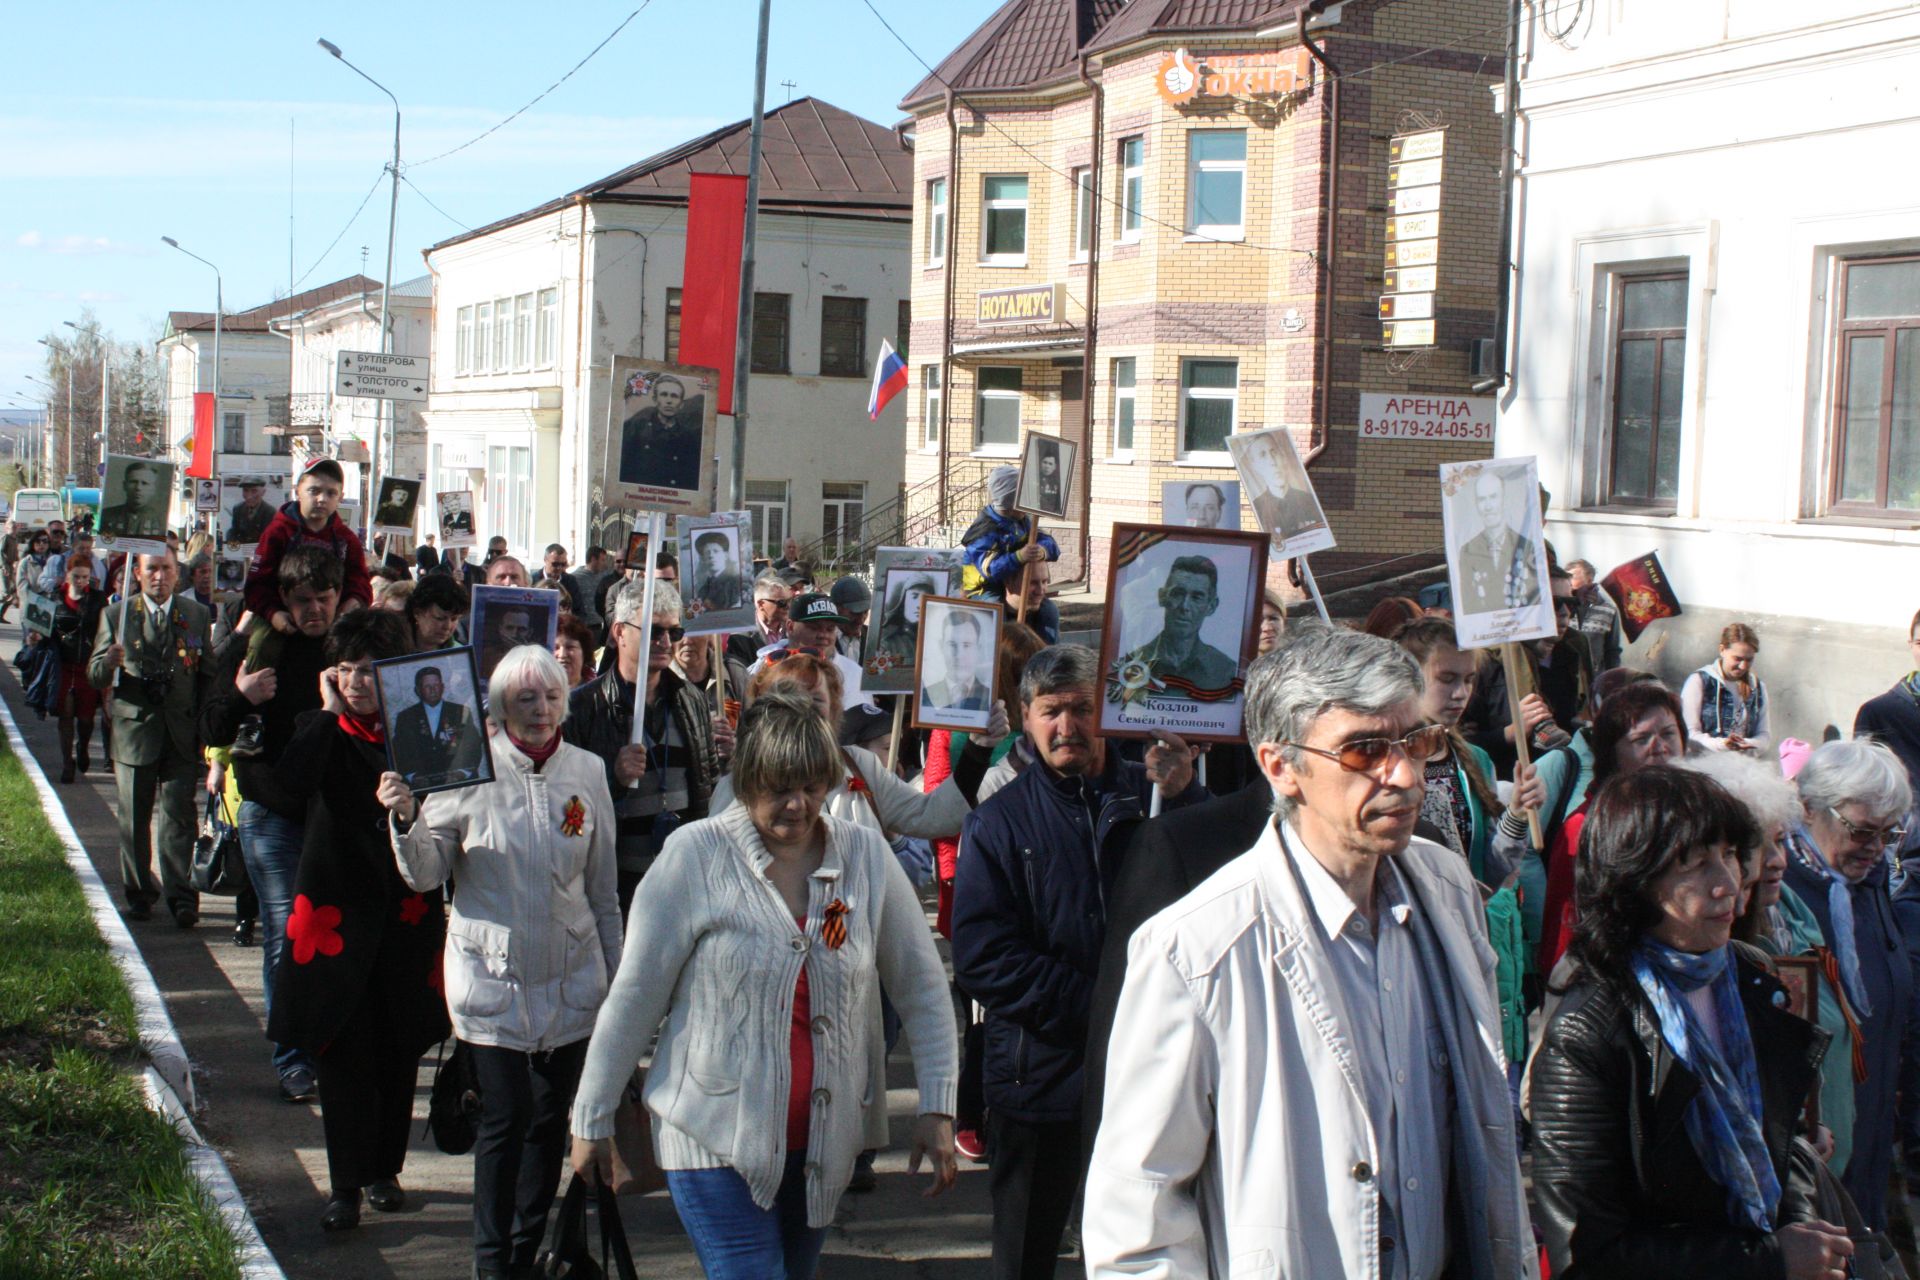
[1600,551,1682,643]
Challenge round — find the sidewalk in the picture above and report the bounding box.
[0,627,1003,1278]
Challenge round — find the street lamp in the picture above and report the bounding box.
[318,36,401,515]
[162,236,221,467]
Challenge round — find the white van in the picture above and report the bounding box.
[11,488,64,530]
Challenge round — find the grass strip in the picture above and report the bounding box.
[0,736,241,1279]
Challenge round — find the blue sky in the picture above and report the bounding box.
[0,0,991,409]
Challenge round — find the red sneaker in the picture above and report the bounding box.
[955,1128,986,1162]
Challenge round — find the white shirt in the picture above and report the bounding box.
[423,700,443,736]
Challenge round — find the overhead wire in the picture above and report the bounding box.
[292,166,389,289]
[400,173,473,232]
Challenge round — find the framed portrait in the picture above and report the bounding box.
[1160,479,1242,531]
[679,510,755,636]
[1097,524,1270,744]
[623,527,651,574]
[911,596,1001,733]
[860,545,966,695]
[219,473,288,549]
[1227,428,1334,558]
[338,499,363,540]
[194,478,220,513]
[1771,955,1825,1125]
[1438,455,1556,649]
[373,477,422,536]
[21,586,56,639]
[1014,433,1075,520]
[469,585,562,684]
[604,356,718,516]
[214,549,248,601]
[374,646,495,796]
[437,490,476,548]
[97,454,177,555]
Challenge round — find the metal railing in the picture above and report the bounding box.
[801,460,1001,576]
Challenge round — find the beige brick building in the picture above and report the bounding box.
[899,0,1507,597]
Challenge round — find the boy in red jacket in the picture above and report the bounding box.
[244,458,372,634]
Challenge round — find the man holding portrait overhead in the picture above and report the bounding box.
[1123,556,1237,696]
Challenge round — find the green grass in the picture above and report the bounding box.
[0,739,242,1279]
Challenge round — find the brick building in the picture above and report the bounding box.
[898,0,1508,596]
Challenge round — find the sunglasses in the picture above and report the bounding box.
[1829,807,1906,849]
[648,626,687,645]
[764,645,832,666]
[1284,724,1450,776]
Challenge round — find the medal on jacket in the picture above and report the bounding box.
[560,795,585,837]
[821,898,850,950]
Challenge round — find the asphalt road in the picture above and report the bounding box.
[0,625,1020,1279]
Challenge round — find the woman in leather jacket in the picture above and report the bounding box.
[1531,766,1853,1280]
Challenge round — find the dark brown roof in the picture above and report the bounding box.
[900,0,1127,111]
[1082,0,1306,54]
[427,97,911,254]
[166,274,383,337]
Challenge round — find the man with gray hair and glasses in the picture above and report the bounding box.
[1084,624,1535,1280]
[952,644,1201,1280]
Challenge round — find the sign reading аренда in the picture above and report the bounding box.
[1358,393,1494,443]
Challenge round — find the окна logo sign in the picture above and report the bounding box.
[1157,48,1201,104]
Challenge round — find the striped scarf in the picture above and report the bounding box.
[1785,825,1870,1016]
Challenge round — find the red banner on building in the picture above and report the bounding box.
[185,391,216,479]
[679,173,749,416]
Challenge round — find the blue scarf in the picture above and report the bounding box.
[1629,941,1780,1233]
[1785,825,1870,1016]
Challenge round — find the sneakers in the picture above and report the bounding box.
[280,1066,319,1104]
[955,1128,986,1162]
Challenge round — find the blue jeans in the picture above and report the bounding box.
[666,1152,827,1280]
[236,801,312,1078]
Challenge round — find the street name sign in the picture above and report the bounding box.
[336,351,428,403]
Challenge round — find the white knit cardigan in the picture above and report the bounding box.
[570,800,959,1226]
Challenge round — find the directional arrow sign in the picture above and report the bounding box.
[336,350,429,404]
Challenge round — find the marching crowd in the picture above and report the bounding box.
[10,454,1920,1280]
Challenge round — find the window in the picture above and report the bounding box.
[981,174,1029,264]
[474,302,494,373]
[926,177,947,266]
[897,299,911,362]
[975,367,1022,450]
[1186,131,1247,240]
[1606,273,1687,507]
[751,293,790,374]
[491,296,512,370]
[745,480,789,555]
[822,481,867,554]
[1119,136,1144,242]
[664,288,683,363]
[512,293,534,369]
[1111,357,1136,456]
[922,365,942,448]
[456,305,474,375]
[268,431,290,457]
[536,287,559,367]
[487,443,533,552]
[222,411,246,454]
[1180,359,1237,456]
[1071,167,1094,261]
[1831,256,1920,515]
[820,297,867,378]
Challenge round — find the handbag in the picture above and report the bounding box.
[189,797,248,896]
[427,1039,483,1156]
[1796,1136,1909,1280]
[607,1070,666,1196]
[534,1175,639,1280]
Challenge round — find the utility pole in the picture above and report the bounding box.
[728,0,772,511]
[164,238,222,465]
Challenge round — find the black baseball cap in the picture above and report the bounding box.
[790,592,850,627]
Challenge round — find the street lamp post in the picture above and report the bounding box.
[35,337,71,483]
[318,37,401,522]
[162,237,221,467]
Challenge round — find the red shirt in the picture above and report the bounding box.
[1538,805,1589,977]
[787,916,813,1151]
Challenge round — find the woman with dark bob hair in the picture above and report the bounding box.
[1532,766,1851,1280]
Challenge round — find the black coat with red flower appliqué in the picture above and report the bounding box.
[265,710,451,1056]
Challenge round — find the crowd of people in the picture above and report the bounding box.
[14,456,1920,1280]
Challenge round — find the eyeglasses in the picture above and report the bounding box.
[763,645,831,666]
[1283,724,1450,776]
[1829,808,1906,849]
[1553,596,1577,617]
[651,626,686,645]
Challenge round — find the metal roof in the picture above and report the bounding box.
[1082,0,1307,55]
[165,274,382,337]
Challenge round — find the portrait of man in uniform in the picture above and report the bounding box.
[376,649,494,795]
[690,529,747,612]
[1014,432,1075,520]
[100,458,173,541]
[469,586,560,682]
[617,369,705,495]
[1235,432,1326,546]
[224,476,281,545]
[373,478,420,533]
[1122,555,1238,696]
[1454,468,1541,617]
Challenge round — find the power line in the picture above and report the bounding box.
[401,173,472,232]
[293,166,389,289]
[409,2,658,169]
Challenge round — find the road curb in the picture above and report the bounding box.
[0,696,286,1279]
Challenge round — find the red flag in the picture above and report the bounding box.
[1600,550,1682,643]
[679,173,749,415]
[185,391,216,479]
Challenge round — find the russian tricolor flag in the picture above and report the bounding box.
[867,338,909,420]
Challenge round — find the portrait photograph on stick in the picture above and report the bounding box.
[437,490,476,549]
[1227,427,1334,558]
[374,646,493,796]
[194,478,220,513]
[678,510,755,635]
[1438,455,1557,649]
[97,454,177,554]
[1097,523,1268,743]
[911,596,1001,734]
[372,477,422,535]
[468,585,561,684]
[215,550,247,600]
[604,356,717,516]
[1160,479,1242,531]
[623,527,651,575]
[221,473,288,548]
[1014,432,1075,520]
[861,545,966,694]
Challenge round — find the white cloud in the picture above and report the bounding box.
[15,231,146,256]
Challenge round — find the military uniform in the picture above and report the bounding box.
[1456,527,1540,616]
[228,500,273,545]
[922,678,989,713]
[1123,631,1238,697]
[693,568,748,612]
[87,591,213,917]
[391,697,482,786]
[101,502,169,540]
[617,395,706,493]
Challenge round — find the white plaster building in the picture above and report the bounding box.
[421,97,912,561]
[1493,0,1920,741]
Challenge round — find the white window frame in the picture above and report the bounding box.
[1109,356,1136,461]
[980,174,1029,267]
[973,366,1023,455]
[745,480,790,556]
[1185,130,1247,242]
[1178,358,1238,463]
[456,305,473,375]
[1119,136,1144,243]
[474,302,493,374]
[491,296,512,371]
[822,481,867,555]
[1071,167,1094,263]
[536,287,559,368]
[922,365,942,451]
[222,410,247,454]
[926,177,948,268]
[512,292,534,370]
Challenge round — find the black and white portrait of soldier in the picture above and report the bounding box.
[690,528,748,612]
[1233,430,1327,546]
[374,478,420,532]
[617,368,706,495]
[1015,433,1075,519]
[100,457,173,540]
[1122,555,1238,696]
[1453,467,1541,617]
[470,587,560,683]
[1161,479,1244,531]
